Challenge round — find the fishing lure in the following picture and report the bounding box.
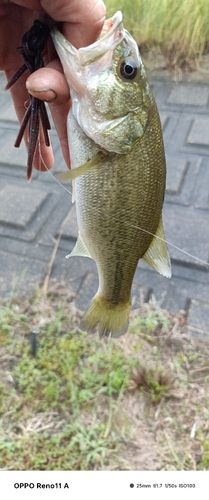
[5,20,51,181]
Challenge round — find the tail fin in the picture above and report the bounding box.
[81,294,131,337]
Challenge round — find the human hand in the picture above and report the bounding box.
[1,0,106,171]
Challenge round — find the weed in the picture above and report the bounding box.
[105,0,209,66]
[0,289,209,470]
[130,304,171,334]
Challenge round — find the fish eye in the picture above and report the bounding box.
[119,58,138,80]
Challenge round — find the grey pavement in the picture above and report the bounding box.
[0,70,209,337]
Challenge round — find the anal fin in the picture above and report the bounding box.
[66,235,92,260]
[142,217,171,278]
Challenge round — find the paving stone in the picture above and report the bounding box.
[0,234,53,263]
[159,273,209,316]
[187,299,209,337]
[0,182,60,242]
[159,112,179,140]
[50,248,97,287]
[171,263,209,286]
[0,72,6,88]
[0,71,209,338]
[0,184,48,229]
[187,117,209,146]
[151,81,175,109]
[0,74,15,118]
[141,268,187,311]
[165,155,200,207]
[160,282,189,313]
[0,128,27,166]
[0,100,18,122]
[75,272,98,311]
[0,173,72,244]
[166,84,209,106]
[163,204,209,269]
[61,205,78,240]
[165,155,189,194]
[131,284,152,309]
[25,176,72,246]
[0,93,16,120]
[53,138,71,174]
[192,158,209,210]
[0,249,47,297]
[134,262,209,314]
[0,161,38,179]
[160,114,168,130]
[164,113,209,157]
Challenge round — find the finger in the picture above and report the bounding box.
[26,65,70,104]
[48,99,71,168]
[41,0,106,47]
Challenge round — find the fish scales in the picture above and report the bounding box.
[51,11,171,337]
[75,110,165,299]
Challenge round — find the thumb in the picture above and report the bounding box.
[26,65,70,104]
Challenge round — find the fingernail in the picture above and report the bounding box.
[26,85,57,102]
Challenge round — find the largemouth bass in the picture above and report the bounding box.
[51,11,171,337]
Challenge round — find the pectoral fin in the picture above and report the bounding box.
[142,218,171,278]
[56,153,108,182]
[66,235,92,259]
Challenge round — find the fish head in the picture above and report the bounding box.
[51,11,152,153]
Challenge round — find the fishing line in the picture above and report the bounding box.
[45,167,209,269]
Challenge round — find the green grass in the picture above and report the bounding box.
[0,290,209,470]
[105,0,209,66]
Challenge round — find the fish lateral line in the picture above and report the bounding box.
[46,167,209,270]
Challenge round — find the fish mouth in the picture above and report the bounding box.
[51,11,124,69]
[77,11,124,65]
